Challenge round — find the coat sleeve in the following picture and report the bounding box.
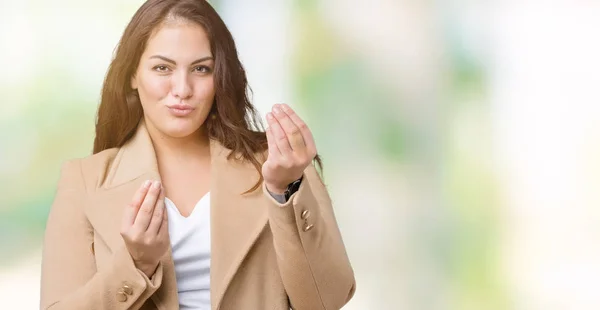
[263,164,356,310]
[40,160,163,310]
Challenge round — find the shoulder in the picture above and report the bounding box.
[60,148,120,191]
[79,147,120,170]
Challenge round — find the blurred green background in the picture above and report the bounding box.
[2,0,600,309]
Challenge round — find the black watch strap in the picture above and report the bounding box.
[284,176,303,201]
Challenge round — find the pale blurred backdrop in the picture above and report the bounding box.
[1,0,600,309]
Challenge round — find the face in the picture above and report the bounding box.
[131,20,215,139]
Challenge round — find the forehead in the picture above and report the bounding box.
[143,20,212,58]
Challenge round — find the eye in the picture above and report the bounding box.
[153,65,170,72]
[194,66,212,73]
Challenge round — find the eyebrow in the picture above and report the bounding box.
[149,55,214,65]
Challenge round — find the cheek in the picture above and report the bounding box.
[139,75,170,104]
[196,78,215,100]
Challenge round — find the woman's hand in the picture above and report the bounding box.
[263,104,317,194]
[120,180,169,278]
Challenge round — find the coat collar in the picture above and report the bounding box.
[85,120,268,310]
[103,119,163,190]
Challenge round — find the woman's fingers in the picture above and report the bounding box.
[146,187,166,235]
[133,180,162,231]
[267,112,293,155]
[157,205,169,239]
[121,180,152,232]
[120,179,169,276]
[265,126,281,158]
[280,104,317,157]
[271,104,305,151]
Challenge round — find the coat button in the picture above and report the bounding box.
[116,290,128,302]
[303,223,314,232]
[122,284,133,295]
[301,210,310,220]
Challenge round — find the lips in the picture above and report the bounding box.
[167,104,194,111]
[167,104,195,116]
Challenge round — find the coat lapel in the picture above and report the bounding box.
[86,121,161,249]
[84,121,268,310]
[84,121,178,309]
[209,140,268,310]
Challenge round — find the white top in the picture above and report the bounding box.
[165,192,211,310]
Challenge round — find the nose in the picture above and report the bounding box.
[171,71,193,100]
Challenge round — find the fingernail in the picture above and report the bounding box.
[273,106,282,114]
[152,180,161,189]
[143,180,151,188]
[281,103,290,111]
[267,112,274,119]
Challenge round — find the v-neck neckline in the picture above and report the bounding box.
[165,191,210,219]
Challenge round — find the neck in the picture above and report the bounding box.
[145,121,211,164]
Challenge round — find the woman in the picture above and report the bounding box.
[40,0,355,309]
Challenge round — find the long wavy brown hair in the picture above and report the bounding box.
[93,0,321,193]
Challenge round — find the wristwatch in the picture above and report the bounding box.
[284,176,303,201]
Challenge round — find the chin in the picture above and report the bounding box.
[159,117,205,139]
